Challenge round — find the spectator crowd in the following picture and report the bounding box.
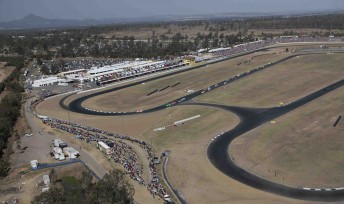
[42,117,169,200]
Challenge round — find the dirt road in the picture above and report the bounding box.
[11,98,108,179]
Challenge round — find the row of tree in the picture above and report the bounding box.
[55,31,254,58]
[1,13,343,59]
[0,56,24,177]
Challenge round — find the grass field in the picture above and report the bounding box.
[195,53,344,107]
[230,86,344,188]
[82,48,290,112]
[35,43,344,203]
[37,93,314,204]
[101,25,343,41]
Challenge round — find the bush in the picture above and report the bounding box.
[0,158,10,177]
[32,170,134,204]
[0,56,24,177]
[32,187,65,204]
[88,170,134,204]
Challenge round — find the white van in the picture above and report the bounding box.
[163,195,172,203]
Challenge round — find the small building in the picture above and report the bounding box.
[43,175,50,186]
[42,187,50,192]
[59,142,68,149]
[98,141,111,155]
[208,47,230,53]
[53,139,67,148]
[32,77,64,87]
[53,147,62,154]
[53,139,62,147]
[57,69,86,77]
[198,48,208,53]
[59,153,65,161]
[53,147,63,160]
[57,82,69,86]
[63,147,79,159]
[30,160,38,170]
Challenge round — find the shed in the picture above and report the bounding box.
[30,160,38,170]
[43,174,50,186]
[63,147,79,159]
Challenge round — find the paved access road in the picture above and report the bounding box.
[25,98,108,179]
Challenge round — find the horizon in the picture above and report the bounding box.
[1,0,344,22]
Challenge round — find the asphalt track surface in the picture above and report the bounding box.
[59,50,344,201]
[162,150,187,204]
[62,53,300,115]
[186,78,344,202]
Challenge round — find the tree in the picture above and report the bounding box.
[49,168,57,183]
[0,159,10,177]
[80,171,93,194]
[32,170,134,204]
[40,64,50,75]
[50,63,60,75]
[31,187,65,204]
[88,170,134,204]
[36,58,43,66]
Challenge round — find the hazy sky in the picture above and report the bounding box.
[1,0,344,22]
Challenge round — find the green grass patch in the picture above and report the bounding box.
[61,175,85,204]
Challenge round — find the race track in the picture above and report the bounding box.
[63,54,298,115]
[187,78,344,202]
[58,48,344,201]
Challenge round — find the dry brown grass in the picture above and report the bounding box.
[83,48,290,112]
[0,163,88,204]
[101,25,343,41]
[230,86,344,188]
[0,65,15,83]
[36,94,314,204]
[33,43,344,203]
[195,53,344,107]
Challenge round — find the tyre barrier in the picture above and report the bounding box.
[333,116,342,127]
[171,82,180,88]
[159,85,170,92]
[147,89,158,96]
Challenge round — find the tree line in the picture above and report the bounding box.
[0,13,343,60]
[0,56,24,177]
[32,169,134,204]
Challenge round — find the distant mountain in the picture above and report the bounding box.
[0,14,102,29]
[0,11,343,30]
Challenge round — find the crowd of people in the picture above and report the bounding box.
[33,35,343,203]
[94,60,184,85]
[37,89,57,99]
[42,117,169,200]
[45,57,184,75]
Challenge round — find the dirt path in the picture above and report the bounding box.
[11,98,108,180]
[0,64,15,83]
